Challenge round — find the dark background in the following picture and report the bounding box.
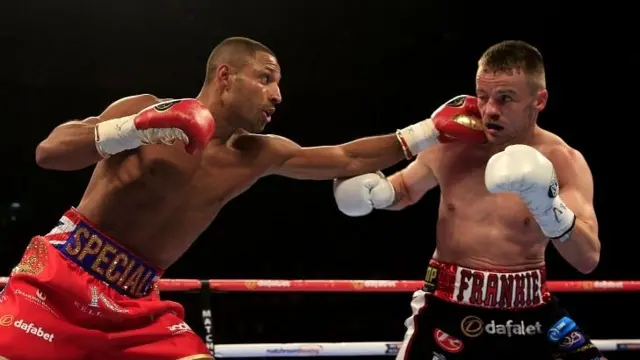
[1,1,637,359]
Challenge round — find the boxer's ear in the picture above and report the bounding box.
[535,88,548,112]
[215,64,232,88]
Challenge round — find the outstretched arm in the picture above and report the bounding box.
[548,148,600,274]
[268,133,407,180]
[267,95,487,181]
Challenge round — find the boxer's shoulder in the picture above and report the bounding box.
[532,128,590,183]
[228,132,292,162]
[247,134,298,158]
[100,94,162,120]
[532,129,582,162]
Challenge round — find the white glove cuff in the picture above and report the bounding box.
[396,119,439,159]
[535,196,577,242]
[94,115,141,157]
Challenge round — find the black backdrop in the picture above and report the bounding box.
[1,1,638,359]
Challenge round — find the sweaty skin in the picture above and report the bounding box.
[388,128,594,271]
[36,49,410,269]
[45,94,403,268]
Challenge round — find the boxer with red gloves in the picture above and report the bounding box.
[333,41,603,360]
[3,37,498,359]
[395,94,486,159]
[94,98,215,157]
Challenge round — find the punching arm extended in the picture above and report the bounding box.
[269,95,485,181]
[269,133,406,180]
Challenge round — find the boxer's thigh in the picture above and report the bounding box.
[0,278,91,359]
[549,323,606,359]
[396,292,467,360]
[109,302,212,360]
[539,298,606,360]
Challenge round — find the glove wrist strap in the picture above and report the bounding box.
[94,115,141,157]
[396,119,439,159]
[532,196,576,242]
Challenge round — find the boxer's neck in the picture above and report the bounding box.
[197,88,237,143]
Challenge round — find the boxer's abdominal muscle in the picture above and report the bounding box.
[76,140,271,269]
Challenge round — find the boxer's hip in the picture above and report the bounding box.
[11,208,163,301]
[421,259,551,311]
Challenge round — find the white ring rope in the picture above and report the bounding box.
[212,340,640,357]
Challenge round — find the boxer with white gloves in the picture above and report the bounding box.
[485,144,576,241]
[334,41,603,360]
[335,95,485,217]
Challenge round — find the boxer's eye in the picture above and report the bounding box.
[259,74,272,84]
[499,95,514,103]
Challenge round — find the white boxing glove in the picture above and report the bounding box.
[333,172,396,217]
[485,144,576,241]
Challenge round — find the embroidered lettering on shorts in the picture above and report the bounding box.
[55,222,158,298]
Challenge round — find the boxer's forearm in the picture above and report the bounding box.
[551,218,600,274]
[384,173,414,210]
[335,134,405,175]
[35,120,104,171]
[274,134,406,180]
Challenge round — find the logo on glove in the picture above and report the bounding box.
[154,100,181,112]
[547,171,559,198]
[446,97,466,107]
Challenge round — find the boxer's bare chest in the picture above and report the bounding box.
[78,136,274,267]
[427,144,549,268]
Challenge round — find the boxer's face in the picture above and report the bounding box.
[475,67,547,144]
[225,51,282,132]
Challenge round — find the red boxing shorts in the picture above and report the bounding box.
[0,208,213,360]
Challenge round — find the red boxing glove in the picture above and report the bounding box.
[431,95,486,144]
[135,99,216,154]
[396,95,486,159]
[95,99,216,157]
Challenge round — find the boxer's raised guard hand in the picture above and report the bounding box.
[95,99,216,157]
[396,95,487,159]
[485,145,576,241]
[333,172,395,217]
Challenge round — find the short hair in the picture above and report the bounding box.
[478,40,546,89]
[205,37,275,83]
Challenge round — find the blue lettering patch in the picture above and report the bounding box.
[547,316,577,343]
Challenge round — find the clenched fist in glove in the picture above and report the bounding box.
[334,172,395,217]
[485,145,576,241]
[395,95,487,159]
[95,99,215,157]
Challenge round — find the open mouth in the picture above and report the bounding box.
[485,123,504,131]
[262,108,275,123]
